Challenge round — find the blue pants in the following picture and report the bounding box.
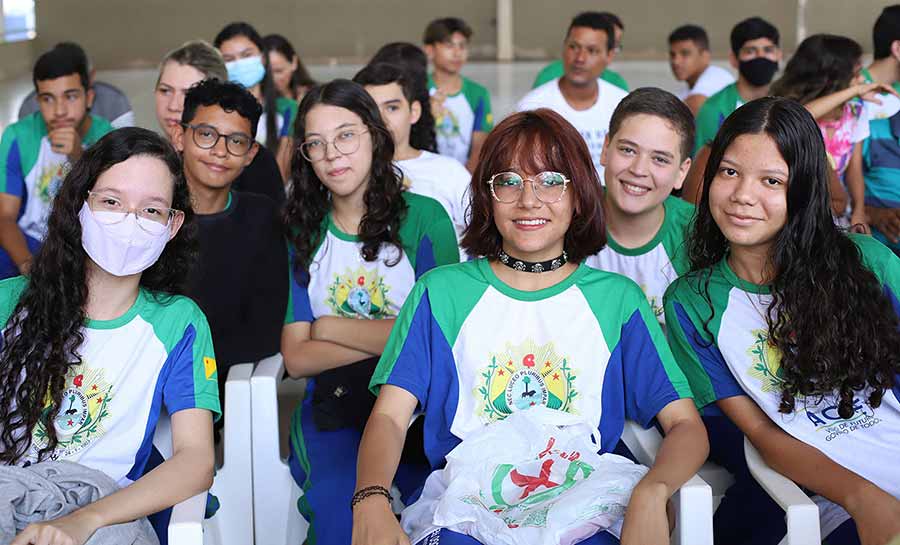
[288,379,429,545]
[0,234,40,280]
[414,528,620,544]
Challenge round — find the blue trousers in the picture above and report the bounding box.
[414,528,620,544]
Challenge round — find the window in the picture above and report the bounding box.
[1,0,35,43]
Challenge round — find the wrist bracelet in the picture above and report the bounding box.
[351,485,392,509]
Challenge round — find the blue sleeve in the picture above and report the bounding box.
[279,109,291,138]
[285,252,314,324]
[0,134,25,198]
[161,322,222,419]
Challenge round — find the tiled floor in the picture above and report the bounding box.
[0,60,728,131]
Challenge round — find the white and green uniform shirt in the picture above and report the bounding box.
[428,75,494,165]
[372,260,692,541]
[664,234,900,532]
[586,196,694,326]
[0,113,113,241]
[396,150,471,242]
[285,192,459,324]
[0,276,220,487]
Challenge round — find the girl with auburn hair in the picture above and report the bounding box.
[664,97,900,545]
[353,108,709,545]
[1,127,219,545]
[282,79,459,545]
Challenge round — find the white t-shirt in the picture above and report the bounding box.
[516,78,628,181]
[678,65,735,100]
[396,151,471,241]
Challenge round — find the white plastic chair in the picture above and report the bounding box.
[154,362,255,545]
[743,437,821,545]
[250,354,307,545]
[621,420,719,545]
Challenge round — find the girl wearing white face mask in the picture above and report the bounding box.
[2,127,220,545]
[214,22,297,182]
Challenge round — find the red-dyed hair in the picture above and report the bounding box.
[461,108,606,262]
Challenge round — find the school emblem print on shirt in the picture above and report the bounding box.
[325,266,394,319]
[37,161,69,203]
[32,363,113,458]
[746,329,785,393]
[475,339,578,423]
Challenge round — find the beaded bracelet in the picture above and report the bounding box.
[351,485,392,509]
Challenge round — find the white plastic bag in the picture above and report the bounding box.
[401,407,648,545]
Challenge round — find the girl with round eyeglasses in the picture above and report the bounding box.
[2,128,219,545]
[352,108,709,545]
[282,79,459,545]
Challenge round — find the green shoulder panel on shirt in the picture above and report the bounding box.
[83,115,114,146]
[0,114,48,192]
[370,260,489,394]
[0,276,28,328]
[532,61,628,91]
[694,83,739,154]
[276,96,299,129]
[461,76,494,131]
[661,196,696,276]
[140,291,221,417]
[577,268,691,397]
[851,233,900,294]
[398,191,460,268]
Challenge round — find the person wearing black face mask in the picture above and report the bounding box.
[681,16,782,205]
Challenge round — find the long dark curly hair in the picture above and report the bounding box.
[285,79,406,271]
[688,97,900,419]
[0,127,196,463]
[769,34,863,105]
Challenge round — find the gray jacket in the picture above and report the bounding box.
[0,460,158,545]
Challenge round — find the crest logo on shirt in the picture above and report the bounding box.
[32,363,113,459]
[37,161,69,203]
[325,266,394,319]
[475,339,578,423]
[746,329,784,393]
[639,284,664,317]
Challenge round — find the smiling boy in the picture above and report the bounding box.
[586,87,695,327]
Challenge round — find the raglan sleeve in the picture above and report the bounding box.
[162,303,222,420]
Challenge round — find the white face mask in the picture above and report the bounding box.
[79,202,172,277]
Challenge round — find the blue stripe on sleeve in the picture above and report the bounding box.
[472,99,486,133]
[4,141,25,198]
[673,302,744,401]
[382,290,461,469]
[414,235,436,280]
[621,309,681,428]
[290,264,314,322]
[279,109,291,138]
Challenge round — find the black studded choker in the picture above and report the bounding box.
[497,248,568,273]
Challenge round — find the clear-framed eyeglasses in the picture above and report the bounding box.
[485,171,571,204]
[299,129,369,162]
[182,123,254,157]
[86,191,183,232]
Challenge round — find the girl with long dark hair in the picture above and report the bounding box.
[665,97,900,545]
[214,22,296,181]
[2,127,219,545]
[282,79,459,545]
[353,108,709,545]
[262,33,316,102]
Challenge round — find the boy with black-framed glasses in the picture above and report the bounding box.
[172,78,287,405]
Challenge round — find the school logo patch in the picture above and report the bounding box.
[475,339,578,423]
[325,266,394,319]
[746,329,785,393]
[37,160,69,202]
[32,363,113,459]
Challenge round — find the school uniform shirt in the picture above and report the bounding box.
[862,68,900,121]
[517,78,627,181]
[677,65,735,101]
[255,96,299,145]
[694,83,744,154]
[371,259,692,542]
[531,60,629,92]
[395,150,471,241]
[862,112,900,251]
[664,234,900,534]
[586,196,694,327]
[0,276,221,487]
[428,75,494,165]
[285,192,459,325]
[0,113,113,242]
